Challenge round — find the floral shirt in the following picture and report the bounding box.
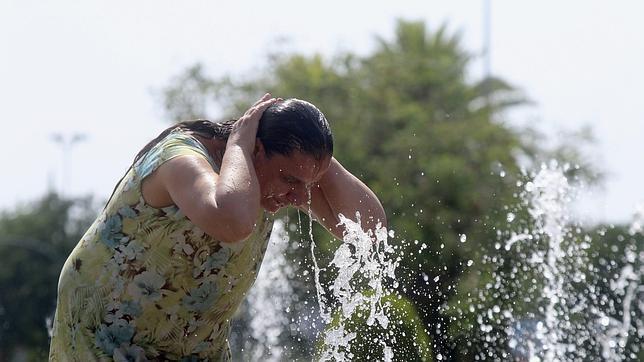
[49,130,274,361]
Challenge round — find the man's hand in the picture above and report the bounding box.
[228,93,279,151]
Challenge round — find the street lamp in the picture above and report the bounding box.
[483,0,492,107]
[483,0,492,79]
[50,132,87,196]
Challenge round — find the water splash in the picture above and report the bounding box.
[595,204,644,361]
[628,203,644,235]
[308,204,331,324]
[246,219,293,361]
[317,212,398,361]
[477,162,642,361]
[596,249,641,361]
[525,162,574,360]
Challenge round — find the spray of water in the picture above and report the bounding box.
[242,161,641,360]
[316,212,398,361]
[308,202,331,324]
[595,204,644,361]
[245,219,293,361]
[524,162,575,360]
[473,162,643,361]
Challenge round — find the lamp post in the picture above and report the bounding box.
[483,0,492,80]
[483,0,492,107]
[50,132,87,197]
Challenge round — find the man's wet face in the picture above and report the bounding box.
[255,151,331,213]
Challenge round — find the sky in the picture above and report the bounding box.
[1,0,643,224]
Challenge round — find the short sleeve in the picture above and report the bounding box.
[134,130,217,180]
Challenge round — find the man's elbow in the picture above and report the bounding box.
[208,220,255,244]
[201,205,257,244]
[209,193,260,242]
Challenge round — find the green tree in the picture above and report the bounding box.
[0,193,95,360]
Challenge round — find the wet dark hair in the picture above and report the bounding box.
[105,99,333,208]
[257,98,334,160]
[134,98,333,164]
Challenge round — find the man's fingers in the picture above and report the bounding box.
[246,98,278,118]
[251,93,270,107]
[245,94,277,117]
[251,93,272,108]
[257,98,279,111]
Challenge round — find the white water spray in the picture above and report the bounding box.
[316,212,398,361]
[246,219,293,361]
[596,204,644,361]
[498,163,642,361]
[307,198,331,323]
[524,162,574,360]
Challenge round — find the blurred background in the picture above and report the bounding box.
[1,1,642,360]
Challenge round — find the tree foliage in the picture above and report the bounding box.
[0,193,95,360]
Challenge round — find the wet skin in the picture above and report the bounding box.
[254,149,332,213]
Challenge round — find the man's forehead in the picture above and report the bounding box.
[290,154,329,182]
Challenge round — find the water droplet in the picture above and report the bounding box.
[460,234,467,243]
[509,338,517,348]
